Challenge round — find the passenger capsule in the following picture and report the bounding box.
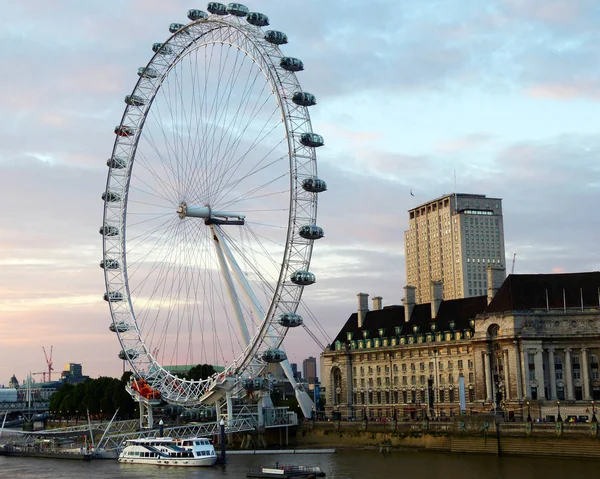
[125,94,146,107]
[102,190,121,203]
[261,349,287,363]
[107,157,127,169]
[301,177,327,193]
[118,349,138,361]
[114,125,135,137]
[290,270,316,286]
[109,321,130,333]
[207,2,228,15]
[292,92,316,107]
[299,225,324,240]
[100,259,120,270]
[300,132,324,148]
[152,42,173,55]
[280,57,304,72]
[137,66,159,78]
[100,225,120,236]
[188,9,208,21]
[265,30,288,45]
[246,12,269,27]
[242,377,266,391]
[227,3,249,16]
[104,291,123,302]
[278,312,303,328]
[169,23,186,33]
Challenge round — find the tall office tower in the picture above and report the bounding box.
[404,193,506,304]
[303,356,317,384]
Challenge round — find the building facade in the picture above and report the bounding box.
[303,357,317,385]
[321,272,600,421]
[405,193,506,304]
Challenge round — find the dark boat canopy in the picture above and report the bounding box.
[302,177,327,193]
[207,2,228,15]
[280,57,304,72]
[152,42,173,55]
[188,9,208,21]
[102,190,121,203]
[278,312,303,328]
[265,30,288,45]
[137,66,159,78]
[290,270,316,286]
[261,349,287,363]
[292,91,316,107]
[299,225,324,240]
[227,3,249,16]
[107,157,127,169]
[114,125,135,137]
[246,12,269,27]
[300,132,324,148]
[100,225,119,236]
[100,259,120,270]
[109,321,130,333]
[104,291,123,302]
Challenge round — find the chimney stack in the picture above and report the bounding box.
[487,266,506,305]
[402,286,416,323]
[372,296,383,311]
[430,280,443,319]
[357,293,369,328]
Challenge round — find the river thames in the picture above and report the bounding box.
[1,449,599,478]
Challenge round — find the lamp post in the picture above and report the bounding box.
[592,400,597,423]
[557,401,562,422]
[526,401,532,422]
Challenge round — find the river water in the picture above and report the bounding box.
[1,449,599,479]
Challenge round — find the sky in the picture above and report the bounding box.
[1,0,599,385]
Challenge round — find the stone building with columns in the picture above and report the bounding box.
[321,271,600,421]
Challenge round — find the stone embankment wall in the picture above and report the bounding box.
[289,416,600,459]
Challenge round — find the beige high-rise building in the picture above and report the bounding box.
[404,193,506,304]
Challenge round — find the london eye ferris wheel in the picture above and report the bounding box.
[100,3,326,416]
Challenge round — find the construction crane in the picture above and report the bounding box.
[31,371,47,382]
[43,346,54,382]
[511,253,517,275]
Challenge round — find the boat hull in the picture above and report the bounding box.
[119,456,216,467]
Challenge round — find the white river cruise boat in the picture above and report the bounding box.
[118,436,217,467]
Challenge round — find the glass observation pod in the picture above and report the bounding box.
[290,270,316,286]
[188,9,208,21]
[292,91,316,107]
[226,3,249,16]
[278,312,303,328]
[102,190,121,203]
[118,349,139,361]
[137,66,159,78]
[262,349,287,363]
[125,94,146,107]
[280,57,304,72]
[107,157,127,169]
[100,225,119,236]
[168,23,187,34]
[114,125,135,137]
[246,12,269,27]
[207,2,228,15]
[100,259,120,270]
[109,321,130,333]
[152,42,173,55]
[299,225,324,240]
[300,132,324,148]
[265,30,288,45]
[301,177,327,193]
[104,291,123,302]
[242,377,266,391]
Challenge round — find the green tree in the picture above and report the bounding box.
[185,364,216,381]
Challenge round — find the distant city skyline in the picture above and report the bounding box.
[1,0,599,382]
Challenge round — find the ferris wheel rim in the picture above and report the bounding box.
[101,12,321,405]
